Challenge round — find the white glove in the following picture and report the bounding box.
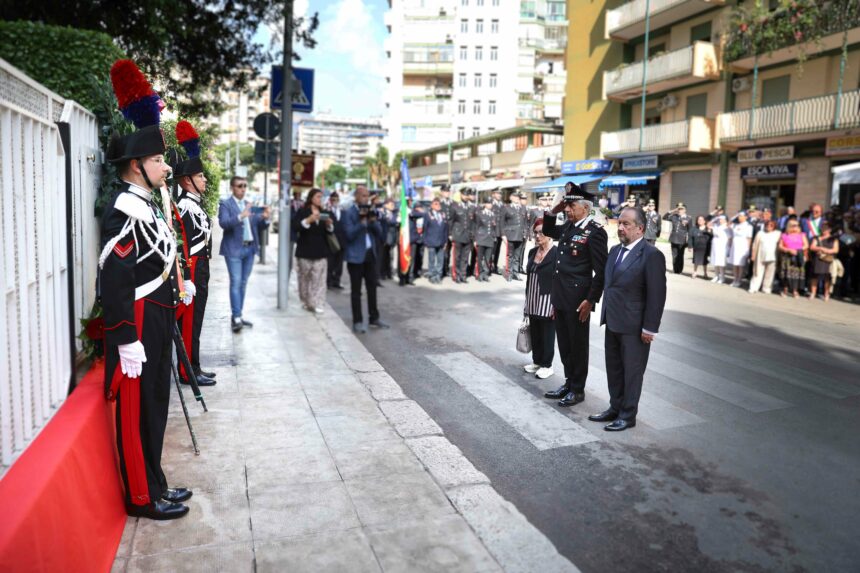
[183,280,196,298]
[117,340,147,379]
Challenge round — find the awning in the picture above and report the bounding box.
[527,174,605,192]
[598,171,661,189]
[453,178,525,192]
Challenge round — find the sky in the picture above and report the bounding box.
[256,0,389,120]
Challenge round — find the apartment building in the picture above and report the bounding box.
[564,0,860,216]
[296,115,385,169]
[383,0,568,155]
[204,76,271,147]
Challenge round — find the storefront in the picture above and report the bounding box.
[598,156,661,208]
[826,136,860,209]
[530,159,613,197]
[741,163,797,214]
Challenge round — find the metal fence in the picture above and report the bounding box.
[0,59,101,475]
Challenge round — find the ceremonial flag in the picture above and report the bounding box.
[399,158,412,275]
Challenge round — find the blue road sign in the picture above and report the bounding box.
[271,66,314,113]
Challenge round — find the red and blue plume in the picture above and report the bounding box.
[175,120,201,159]
[110,59,164,129]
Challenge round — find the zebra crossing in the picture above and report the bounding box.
[426,325,858,449]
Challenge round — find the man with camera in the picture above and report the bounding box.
[342,185,390,333]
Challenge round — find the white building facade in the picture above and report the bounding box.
[204,76,271,147]
[383,0,568,155]
[296,115,385,168]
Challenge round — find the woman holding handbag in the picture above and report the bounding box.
[294,188,335,314]
[809,221,839,301]
[522,218,557,380]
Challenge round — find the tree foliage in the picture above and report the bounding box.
[2,0,319,117]
[318,164,348,189]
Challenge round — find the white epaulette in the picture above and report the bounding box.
[115,191,154,223]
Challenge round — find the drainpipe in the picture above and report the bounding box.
[718,71,735,209]
[835,28,849,128]
[639,0,652,152]
[749,53,758,141]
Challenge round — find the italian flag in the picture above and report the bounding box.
[399,158,412,275]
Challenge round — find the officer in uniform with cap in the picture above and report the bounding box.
[172,120,216,386]
[475,195,498,281]
[644,199,661,245]
[491,190,504,274]
[463,189,479,277]
[542,182,608,407]
[449,189,473,283]
[100,59,192,520]
[663,202,692,274]
[439,185,454,278]
[502,192,528,281]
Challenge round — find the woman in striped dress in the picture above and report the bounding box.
[523,218,558,380]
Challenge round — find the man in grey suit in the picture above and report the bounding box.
[589,207,667,431]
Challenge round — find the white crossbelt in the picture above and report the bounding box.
[189,241,205,256]
[134,260,173,300]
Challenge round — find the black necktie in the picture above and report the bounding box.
[614,247,628,269]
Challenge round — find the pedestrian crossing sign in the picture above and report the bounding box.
[270,66,313,112]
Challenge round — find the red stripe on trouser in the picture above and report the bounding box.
[115,298,150,506]
[177,256,198,378]
[502,238,510,279]
[474,244,480,278]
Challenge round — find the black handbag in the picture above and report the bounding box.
[326,232,341,254]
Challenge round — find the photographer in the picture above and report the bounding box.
[295,188,334,314]
[343,185,390,333]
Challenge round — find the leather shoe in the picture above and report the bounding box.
[196,369,217,379]
[369,319,390,329]
[231,317,243,333]
[125,499,189,520]
[544,385,569,399]
[558,392,585,407]
[353,322,367,333]
[588,409,618,422]
[604,419,635,431]
[180,374,216,387]
[162,487,193,503]
[511,274,523,281]
[241,318,254,327]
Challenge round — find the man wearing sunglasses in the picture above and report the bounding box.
[218,176,270,332]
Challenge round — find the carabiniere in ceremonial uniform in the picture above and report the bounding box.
[541,182,608,407]
[99,59,192,520]
[172,120,217,386]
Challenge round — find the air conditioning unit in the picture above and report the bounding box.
[657,94,678,111]
[732,77,752,93]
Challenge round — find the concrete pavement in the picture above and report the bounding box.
[111,239,579,572]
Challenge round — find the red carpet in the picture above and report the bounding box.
[0,361,126,573]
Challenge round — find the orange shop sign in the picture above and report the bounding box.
[825,135,860,157]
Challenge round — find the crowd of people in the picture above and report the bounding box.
[640,197,860,302]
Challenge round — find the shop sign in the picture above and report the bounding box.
[740,163,797,180]
[737,146,794,163]
[561,159,612,174]
[622,156,658,171]
[826,135,860,157]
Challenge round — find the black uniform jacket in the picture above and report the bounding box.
[101,183,180,347]
[450,201,473,244]
[176,193,211,259]
[542,213,608,312]
[502,204,528,241]
[474,208,497,247]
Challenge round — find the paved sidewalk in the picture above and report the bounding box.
[111,242,579,572]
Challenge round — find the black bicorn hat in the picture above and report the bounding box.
[107,60,166,163]
[173,120,204,178]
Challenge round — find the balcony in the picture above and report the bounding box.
[601,117,715,157]
[716,89,860,148]
[518,37,567,52]
[603,42,719,101]
[606,0,725,41]
[403,46,454,76]
[402,100,454,118]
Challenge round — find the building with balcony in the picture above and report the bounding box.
[383,0,568,155]
[203,75,271,148]
[296,115,385,169]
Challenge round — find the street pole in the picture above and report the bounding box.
[447,142,452,186]
[260,114,270,264]
[277,0,294,309]
[638,0,651,154]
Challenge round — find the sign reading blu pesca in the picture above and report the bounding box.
[561,160,613,175]
[740,163,797,180]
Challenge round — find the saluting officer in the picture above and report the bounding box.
[491,189,504,274]
[172,120,216,386]
[542,182,608,407]
[502,192,528,281]
[475,196,498,281]
[439,185,454,278]
[663,202,692,274]
[450,189,473,283]
[644,199,662,245]
[100,59,192,520]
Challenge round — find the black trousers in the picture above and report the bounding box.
[191,255,209,372]
[506,240,523,278]
[348,251,380,324]
[410,242,424,279]
[604,329,651,421]
[529,315,555,368]
[467,242,477,276]
[670,244,686,274]
[327,248,344,286]
[106,300,173,505]
[516,239,527,273]
[454,241,471,280]
[554,307,590,393]
[492,237,502,272]
[477,245,494,279]
[443,240,452,277]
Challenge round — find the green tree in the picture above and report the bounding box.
[317,164,347,189]
[348,165,369,181]
[2,1,319,117]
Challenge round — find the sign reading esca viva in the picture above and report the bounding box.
[740,164,797,180]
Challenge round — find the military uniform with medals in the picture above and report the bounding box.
[475,201,497,281]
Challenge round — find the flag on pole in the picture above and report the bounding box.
[399,158,412,275]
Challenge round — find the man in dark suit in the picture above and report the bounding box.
[542,183,608,407]
[590,206,667,431]
[423,197,448,284]
[342,185,389,333]
[326,192,346,289]
[218,176,270,333]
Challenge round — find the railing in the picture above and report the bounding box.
[518,37,568,51]
[718,89,860,142]
[606,0,699,34]
[403,100,453,117]
[604,45,694,96]
[601,118,691,155]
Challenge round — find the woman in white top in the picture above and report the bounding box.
[748,219,781,294]
[708,215,730,283]
[729,212,753,287]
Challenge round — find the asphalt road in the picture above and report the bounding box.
[326,258,860,573]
